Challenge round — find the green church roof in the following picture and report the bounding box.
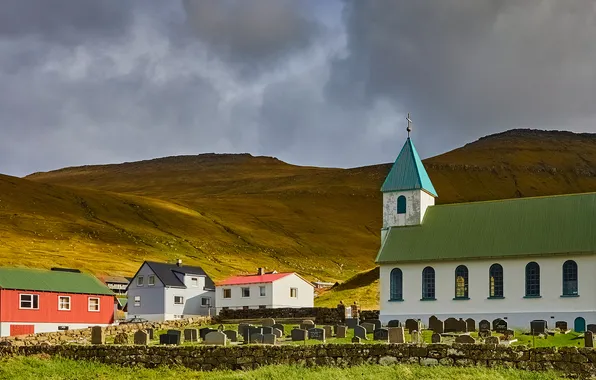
[376,192,596,263]
[0,267,114,295]
[381,138,437,197]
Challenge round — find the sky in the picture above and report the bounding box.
[1,0,596,177]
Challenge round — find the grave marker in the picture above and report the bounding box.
[308,328,326,342]
[587,324,596,334]
[250,333,264,344]
[479,320,491,332]
[555,321,568,331]
[373,328,389,342]
[166,330,181,345]
[272,324,285,334]
[431,333,441,343]
[223,330,238,342]
[354,325,368,340]
[405,319,418,334]
[444,318,458,333]
[455,335,476,344]
[133,330,149,345]
[199,328,216,340]
[361,322,375,334]
[388,327,405,344]
[261,326,273,335]
[530,320,547,336]
[262,318,275,327]
[300,320,315,331]
[586,330,594,348]
[205,331,227,346]
[336,325,348,338]
[323,325,333,338]
[387,320,401,328]
[272,328,283,339]
[291,328,307,341]
[369,319,382,330]
[431,319,444,334]
[345,318,360,329]
[352,336,361,344]
[263,333,276,345]
[91,326,104,345]
[465,318,476,332]
[184,328,199,343]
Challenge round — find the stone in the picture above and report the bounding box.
[387,320,401,328]
[261,326,273,335]
[184,328,199,342]
[478,330,491,339]
[250,333,264,344]
[405,319,418,334]
[133,330,149,345]
[291,328,307,341]
[246,327,263,343]
[430,319,444,334]
[238,323,250,335]
[485,336,500,345]
[323,325,333,338]
[145,328,154,340]
[388,327,405,344]
[272,323,285,334]
[308,328,325,342]
[429,315,438,326]
[503,329,515,340]
[300,320,315,331]
[368,319,382,330]
[587,324,596,334]
[410,330,420,344]
[262,318,275,327]
[205,331,227,346]
[444,318,459,333]
[431,333,441,343]
[270,328,283,339]
[223,330,238,342]
[352,336,361,344]
[466,318,476,332]
[555,321,568,331]
[113,332,129,345]
[336,325,348,338]
[585,331,594,348]
[373,328,389,342]
[455,335,476,344]
[457,318,468,333]
[263,333,276,345]
[354,325,368,340]
[479,320,491,332]
[199,327,216,340]
[530,320,547,335]
[165,330,181,345]
[345,318,359,329]
[361,322,375,334]
[91,326,104,345]
[493,319,508,333]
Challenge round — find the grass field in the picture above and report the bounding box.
[0,356,565,380]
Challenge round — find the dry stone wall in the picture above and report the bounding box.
[1,343,596,377]
[218,308,379,324]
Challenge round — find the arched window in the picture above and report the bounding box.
[422,267,435,300]
[562,260,578,296]
[397,196,406,214]
[390,268,403,301]
[525,262,540,297]
[455,265,469,299]
[489,264,504,298]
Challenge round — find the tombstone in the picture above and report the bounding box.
[250,333,264,344]
[262,318,275,327]
[223,330,238,342]
[291,328,307,341]
[503,330,515,340]
[485,336,500,345]
[271,328,283,339]
[336,325,348,338]
[199,327,216,340]
[361,322,375,334]
[261,326,273,335]
[352,336,361,344]
[388,327,405,344]
[431,333,441,343]
[184,328,199,343]
[345,318,360,329]
[457,318,468,333]
[410,330,420,344]
[585,330,594,348]
[429,315,438,327]
[493,319,508,333]
[205,331,227,346]
[323,325,333,338]
[238,323,250,335]
[555,321,568,331]
[587,324,596,334]
[263,333,276,345]
[387,320,401,328]
[300,320,315,331]
[478,330,491,339]
[444,318,459,333]
[166,330,181,345]
[373,328,389,342]
[308,328,325,342]
[272,324,285,334]
[466,318,476,332]
[113,332,129,345]
[246,327,262,343]
[354,325,368,340]
[405,319,418,334]
[133,330,149,345]
[479,320,491,332]
[530,320,547,336]
[368,319,382,330]
[431,319,444,334]
[159,334,172,345]
[455,335,476,344]
[91,326,105,345]
[146,328,154,340]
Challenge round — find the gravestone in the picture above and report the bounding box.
[134,330,149,345]
[478,330,491,339]
[410,330,420,344]
[431,319,444,334]
[205,331,227,346]
[336,325,348,338]
[184,328,199,343]
[250,333,264,344]
[113,332,129,345]
[262,318,275,327]
[485,336,500,345]
[457,318,468,333]
[405,319,418,334]
[261,326,273,335]
[354,325,368,340]
[444,318,458,333]
[466,318,476,332]
[300,321,315,331]
[503,330,515,340]
[493,319,508,333]
[373,328,389,342]
[263,333,276,345]
[587,324,596,334]
[291,328,307,341]
[585,330,594,348]
[271,328,283,339]
[387,320,401,328]
[479,320,491,332]
[530,320,547,336]
[91,326,104,345]
[455,335,476,344]
[272,324,285,334]
[431,333,441,343]
[146,328,154,340]
[429,316,438,327]
[308,328,325,342]
[199,328,216,340]
[361,322,375,334]
[352,336,361,344]
[369,319,382,330]
[159,334,172,345]
[388,327,405,344]
[238,323,250,335]
[223,330,238,342]
[345,318,360,329]
[555,321,568,331]
[246,327,263,343]
[323,325,333,338]
[166,330,181,345]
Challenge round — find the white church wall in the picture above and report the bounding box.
[383,190,435,228]
[379,254,596,329]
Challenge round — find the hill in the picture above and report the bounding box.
[6,128,596,307]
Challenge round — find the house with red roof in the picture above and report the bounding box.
[215,268,314,313]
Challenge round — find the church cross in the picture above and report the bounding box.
[406,113,412,137]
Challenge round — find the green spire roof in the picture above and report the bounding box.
[381,138,437,197]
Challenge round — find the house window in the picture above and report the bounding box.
[525,262,540,297]
[390,268,403,301]
[241,287,250,298]
[20,294,39,309]
[259,286,266,297]
[489,264,504,298]
[223,289,231,299]
[134,295,141,307]
[58,296,71,311]
[562,260,578,296]
[422,267,435,300]
[201,297,211,307]
[174,296,184,305]
[397,195,406,214]
[191,278,198,287]
[137,276,144,287]
[290,288,298,298]
[259,305,267,309]
[454,265,469,299]
[88,297,100,312]
[148,275,155,286]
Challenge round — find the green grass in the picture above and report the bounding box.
[0,356,565,380]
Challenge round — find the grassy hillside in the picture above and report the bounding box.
[5,129,596,306]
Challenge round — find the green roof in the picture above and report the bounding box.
[376,192,596,263]
[381,138,437,197]
[0,267,114,295]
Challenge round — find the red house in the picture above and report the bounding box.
[0,267,115,337]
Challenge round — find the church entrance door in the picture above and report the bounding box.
[574,317,586,333]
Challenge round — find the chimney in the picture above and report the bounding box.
[257,267,264,275]
[176,259,182,267]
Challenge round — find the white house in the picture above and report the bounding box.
[215,268,314,312]
[377,128,596,331]
[126,260,215,321]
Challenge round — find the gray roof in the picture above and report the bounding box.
[144,261,215,290]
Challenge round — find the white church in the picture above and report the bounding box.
[377,124,595,331]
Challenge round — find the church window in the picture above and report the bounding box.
[525,262,540,297]
[390,268,403,301]
[454,265,468,299]
[422,267,435,300]
[562,260,578,296]
[397,196,406,214]
[489,264,504,298]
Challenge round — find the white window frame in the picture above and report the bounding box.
[19,294,39,310]
[259,286,266,297]
[174,296,184,305]
[290,288,298,298]
[134,295,141,307]
[191,277,198,287]
[241,287,250,298]
[137,276,144,287]
[223,288,231,299]
[58,296,71,311]
[88,297,100,312]
[148,275,155,286]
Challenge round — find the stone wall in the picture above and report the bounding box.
[1,343,595,377]
[0,317,212,346]
[218,307,379,324]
